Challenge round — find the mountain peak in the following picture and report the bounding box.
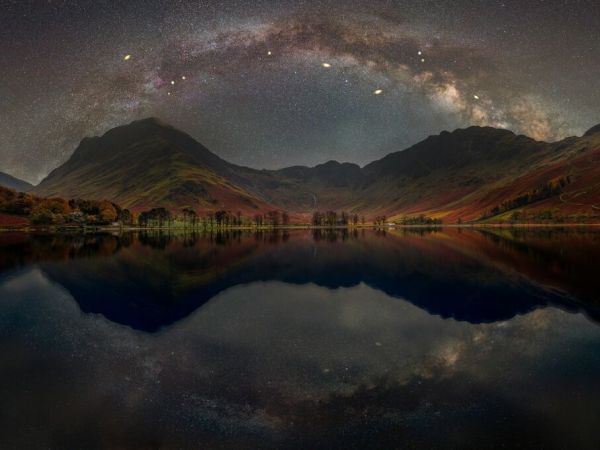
[128,117,172,128]
[583,124,600,137]
[315,160,360,169]
[70,117,212,165]
[453,125,516,137]
[102,117,175,138]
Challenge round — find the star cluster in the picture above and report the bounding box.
[1,0,600,183]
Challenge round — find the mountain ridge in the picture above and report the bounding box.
[0,171,33,192]
[32,118,600,222]
[584,124,600,137]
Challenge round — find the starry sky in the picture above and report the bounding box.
[2,0,600,184]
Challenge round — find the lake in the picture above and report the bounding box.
[1,228,599,449]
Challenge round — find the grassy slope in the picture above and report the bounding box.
[377,132,600,222]
[34,137,276,214]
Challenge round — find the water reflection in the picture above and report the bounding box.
[0,229,600,448]
[1,228,599,331]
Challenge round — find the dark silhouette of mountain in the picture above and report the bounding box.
[33,118,600,222]
[0,172,33,192]
[583,123,600,136]
[0,229,595,332]
[31,118,276,214]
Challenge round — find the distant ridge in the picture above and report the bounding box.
[33,118,600,222]
[0,171,33,192]
[584,123,600,136]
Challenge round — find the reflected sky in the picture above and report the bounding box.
[1,228,598,331]
[0,229,599,448]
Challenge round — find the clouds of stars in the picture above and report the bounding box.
[1,0,600,183]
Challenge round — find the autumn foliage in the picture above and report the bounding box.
[0,185,132,226]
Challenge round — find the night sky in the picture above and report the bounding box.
[2,0,600,184]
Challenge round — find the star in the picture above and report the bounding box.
[1,2,593,182]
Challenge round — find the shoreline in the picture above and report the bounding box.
[1,222,600,233]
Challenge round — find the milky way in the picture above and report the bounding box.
[2,0,600,183]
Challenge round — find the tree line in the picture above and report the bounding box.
[396,215,443,225]
[1,183,446,229]
[311,211,365,227]
[480,176,571,220]
[0,184,296,229]
[137,208,292,229]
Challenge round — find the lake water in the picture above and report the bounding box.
[1,228,599,449]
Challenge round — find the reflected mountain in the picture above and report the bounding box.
[1,228,599,331]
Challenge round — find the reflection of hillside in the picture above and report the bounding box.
[0,232,128,273]
[459,228,600,309]
[1,229,599,331]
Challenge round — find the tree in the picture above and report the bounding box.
[139,207,171,227]
[45,198,71,215]
[254,213,263,227]
[138,211,149,227]
[118,209,133,226]
[282,211,290,226]
[98,200,118,223]
[325,211,337,227]
[373,215,387,226]
[312,211,323,226]
[156,208,172,227]
[340,211,349,225]
[182,208,197,227]
[30,207,53,225]
[266,210,280,227]
[215,210,227,227]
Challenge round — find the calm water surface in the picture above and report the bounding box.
[1,228,599,449]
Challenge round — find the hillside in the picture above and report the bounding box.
[33,118,600,222]
[33,118,277,215]
[0,172,33,192]
[358,126,600,222]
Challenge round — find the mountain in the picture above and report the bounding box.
[355,126,599,222]
[584,124,600,136]
[32,118,276,215]
[33,118,600,222]
[0,172,33,192]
